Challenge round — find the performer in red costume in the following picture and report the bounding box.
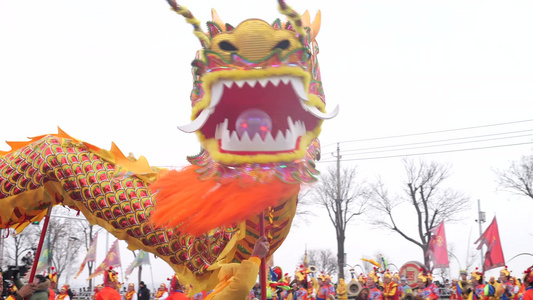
[47,268,57,300]
[95,267,121,300]
[416,271,438,300]
[167,275,188,300]
[470,269,485,300]
[367,270,383,300]
[522,266,533,300]
[382,270,399,300]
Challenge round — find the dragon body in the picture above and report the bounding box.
[0,0,337,293]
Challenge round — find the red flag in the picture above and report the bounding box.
[427,222,449,268]
[87,240,122,280]
[474,217,505,271]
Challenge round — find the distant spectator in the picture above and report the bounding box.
[137,282,150,300]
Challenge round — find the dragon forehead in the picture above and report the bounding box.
[209,19,303,62]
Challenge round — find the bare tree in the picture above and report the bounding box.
[447,243,478,273]
[495,154,533,199]
[368,158,470,269]
[44,208,85,283]
[2,227,39,268]
[311,165,370,280]
[299,249,338,276]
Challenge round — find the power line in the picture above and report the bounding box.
[321,118,533,148]
[340,132,533,157]
[341,129,533,154]
[317,141,533,163]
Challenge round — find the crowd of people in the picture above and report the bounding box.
[2,241,532,300]
[249,264,533,300]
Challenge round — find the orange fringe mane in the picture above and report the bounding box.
[149,166,300,236]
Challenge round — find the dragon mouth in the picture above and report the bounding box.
[179,74,338,155]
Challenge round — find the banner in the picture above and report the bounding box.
[24,235,50,280]
[124,250,150,279]
[74,233,98,279]
[475,217,505,271]
[361,258,381,268]
[427,222,449,268]
[87,240,122,280]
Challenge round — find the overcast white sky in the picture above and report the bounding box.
[1,0,533,289]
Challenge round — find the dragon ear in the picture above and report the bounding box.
[301,10,311,28]
[310,10,321,41]
[211,8,225,30]
[207,21,222,38]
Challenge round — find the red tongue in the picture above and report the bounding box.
[235,108,272,141]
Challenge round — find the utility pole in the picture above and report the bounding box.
[475,199,486,270]
[336,143,341,203]
[333,143,345,279]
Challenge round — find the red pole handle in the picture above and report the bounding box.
[259,211,267,300]
[28,205,53,284]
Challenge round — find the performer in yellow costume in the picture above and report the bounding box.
[205,236,269,300]
[337,278,348,300]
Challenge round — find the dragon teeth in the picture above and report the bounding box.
[210,76,309,109]
[215,116,306,152]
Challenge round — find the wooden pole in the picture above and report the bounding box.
[28,204,53,283]
[259,211,267,300]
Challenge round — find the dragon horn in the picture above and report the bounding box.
[165,0,210,48]
[277,0,307,44]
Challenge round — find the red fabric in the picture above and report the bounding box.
[522,288,533,300]
[49,288,56,300]
[474,217,505,271]
[427,222,450,268]
[95,287,122,300]
[168,291,189,300]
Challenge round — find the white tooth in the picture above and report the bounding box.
[177,108,213,133]
[235,80,246,88]
[287,116,294,130]
[223,80,233,89]
[303,104,340,120]
[230,130,240,145]
[245,79,257,88]
[264,131,275,144]
[291,78,308,101]
[270,77,281,87]
[210,81,224,109]
[251,132,263,144]
[215,123,220,139]
[281,76,291,85]
[241,131,253,144]
[258,78,269,87]
[215,119,228,139]
[222,124,232,148]
[274,130,285,144]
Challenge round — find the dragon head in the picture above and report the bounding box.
[173,0,338,165]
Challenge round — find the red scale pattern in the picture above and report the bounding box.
[0,135,234,275]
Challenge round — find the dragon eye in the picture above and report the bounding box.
[219,41,238,51]
[272,40,290,50]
